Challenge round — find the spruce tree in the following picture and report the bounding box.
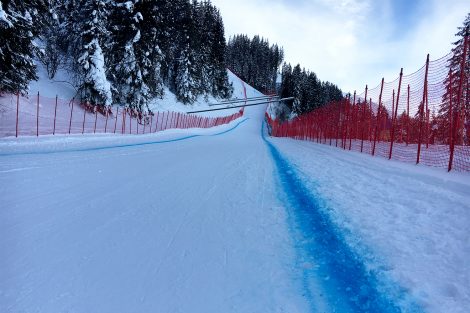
[173,0,198,104]
[76,0,112,106]
[137,0,166,100]
[175,45,197,103]
[438,13,469,144]
[107,0,153,111]
[0,1,41,93]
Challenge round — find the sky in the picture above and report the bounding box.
[211,0,469,93]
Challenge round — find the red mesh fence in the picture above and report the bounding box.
[266,36,470,172]
[0,93,244,138]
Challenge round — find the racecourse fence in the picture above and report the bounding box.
[0,93,244,138]
[266,36,469,172]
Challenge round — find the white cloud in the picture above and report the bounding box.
[212,0,469,93]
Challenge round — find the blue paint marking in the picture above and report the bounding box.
[0,118,249,157]
[261,121,422,313]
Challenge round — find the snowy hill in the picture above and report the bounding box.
[0,62,263,138]
[26,61,252,116]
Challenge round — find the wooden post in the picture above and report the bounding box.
[372,78,385,156]
[155,112,159,132]
[143,114,146,134]
[68,98,75,134]
[164,111,169,130]
[360,85,368,153]
[122,108,126,134]
[369,98,373,142]
[336,101,341,147]
[343,97,349,149]
[16,92,20,137]
[448,70,454,171]
[53,95,58,135]
[93,106,98,134]
[349,91,356,150]
[417,54,430,164]
[36,92,39,136]
[406,85,410,145]
[389,68,403,159]
[114,107,118,134]
[104,107,109,133]
[82,103,87,134]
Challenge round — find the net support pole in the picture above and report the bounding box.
[417,54,430,164]
[15,92,19,138]
[349,91,356,150]
[36,92,39,136]
[53,95,58,135]
[155,112,159,133]
[82,103,86,134]
[93,106,98,134]
[104,107,109,133]
[406,85,410,146]
[389,68,403,159]
[114,107,118,134]
[68,98,74,134]
[361,85,368,153]
[372,78,385,156]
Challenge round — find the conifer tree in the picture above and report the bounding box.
[173,0,198,103]
[0,0,45,93]
[438,13,470,144]
[76,0,112,106]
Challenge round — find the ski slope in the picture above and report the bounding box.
[0,105,311,312]
[1,90,469,312]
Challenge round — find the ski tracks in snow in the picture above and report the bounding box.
[262,121,424,313]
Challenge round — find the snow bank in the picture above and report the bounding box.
[269,137,470,313]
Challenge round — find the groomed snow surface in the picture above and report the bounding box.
[1,77,469,312]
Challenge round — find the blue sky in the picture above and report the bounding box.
[211,0,469,93]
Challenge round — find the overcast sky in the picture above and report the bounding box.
[211,0,469,93]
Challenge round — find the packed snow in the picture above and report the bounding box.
[1,68,469,313]
[269,137,470,313]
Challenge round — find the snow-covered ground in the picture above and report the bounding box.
[1,66,468,312]
[268,137,470,313]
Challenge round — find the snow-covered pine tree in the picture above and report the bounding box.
[58,0,83,64]
[209,5,232,98]
[76,0,112,106]
[175,45,197,104]
[226,34,283,94]
[151,0,177,87]
[38,0,65,79]
[438,13,469,144]
[174,0,198,104]
[0,0,44,93]
[291,64,303,115]
[280,63,293,100]
[192,0,211,96]
[107,0,152,111]
[137,0,165,100]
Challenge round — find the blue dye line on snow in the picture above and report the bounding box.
[261,121,422,313]
[0,118,249,157]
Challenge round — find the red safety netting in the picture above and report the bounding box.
[266,37,470,172]
[0,93,244,138]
